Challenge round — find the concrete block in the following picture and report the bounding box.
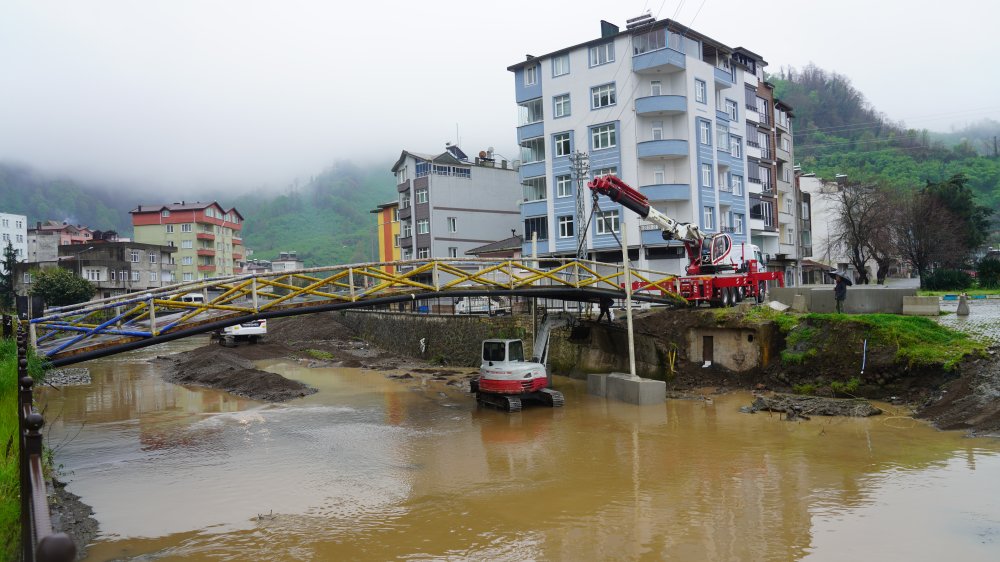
[587,373,609,397]
[605,373,666,405]
[791,294,808,312]
[902,296,940,316]
[768,300,790,312]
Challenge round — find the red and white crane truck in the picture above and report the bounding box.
[587,175,784,307]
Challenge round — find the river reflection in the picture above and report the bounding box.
[39,342,1000,561]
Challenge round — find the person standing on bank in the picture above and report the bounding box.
[597,296,615,324]
[834,274,848,313]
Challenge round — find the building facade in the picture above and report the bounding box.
[370,200,400,273]
[271,251,304,272]
[0,212,28,272]
[391,145,523,264]
[130,201,244,280]
[507,16,798,276]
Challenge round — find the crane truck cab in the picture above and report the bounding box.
[471,339,564,412]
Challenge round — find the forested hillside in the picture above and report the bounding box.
[232,162,395,267]
[0,164,131,232]
[770,65,1000,213]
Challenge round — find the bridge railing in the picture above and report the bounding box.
[10,319,76,561]
[30,258,684,362]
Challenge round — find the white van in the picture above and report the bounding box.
[179,293,205,304]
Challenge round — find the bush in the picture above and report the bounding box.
[29,267,96,307]
[922,269,973,291]
[978,259,1000,289]
[830,377,861,396]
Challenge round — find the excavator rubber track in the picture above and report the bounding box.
[539,388,565,407]
[475,392,522,412]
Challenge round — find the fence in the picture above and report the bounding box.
[10,316,76,561]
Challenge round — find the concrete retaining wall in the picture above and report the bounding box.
[687,328,761,372]
[902,296,940,316]
[770,285,916,314]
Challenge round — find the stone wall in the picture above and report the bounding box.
[340,311,534,367]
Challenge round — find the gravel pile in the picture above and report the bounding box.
[44,367,91,386]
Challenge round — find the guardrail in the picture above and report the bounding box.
[13,320,75,561]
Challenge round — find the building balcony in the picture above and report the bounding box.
[196,232,215,241]
[801,245,813,257]
[398,207,411,221]
[640,183,690,201]
[160,262,176,270]
[716,109,730,123]
[519,161,545,179]
[714,66,734,88]
[521,199,547,217]
[517,122,544,143]
[233,236,242,244]
[637,139,688,160]
[779,243,797,256]
[197,265,216,272]
[717,150,741,168]
[635,95,686,116]
[777,179,792,194]
[196,249,216,257]
[746,143,762,160]
[776,147,791,163]
[640,224,670,246]
[233,252,243,260]
[632,47,685,74]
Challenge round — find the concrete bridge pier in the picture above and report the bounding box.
[587,372,665,405]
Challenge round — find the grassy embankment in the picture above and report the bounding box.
[918,289,1000,297]
[1,336,46,561]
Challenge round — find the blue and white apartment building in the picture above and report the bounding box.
[508,16,798,277]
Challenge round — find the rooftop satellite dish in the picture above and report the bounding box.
[479,150,487,158]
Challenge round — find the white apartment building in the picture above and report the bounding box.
[0,212,28,272]
[392,145,523,262]
[507,16,797,276]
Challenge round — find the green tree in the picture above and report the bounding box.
[0,241,16,310]
[29,267,96,307]
[922,173,993,261]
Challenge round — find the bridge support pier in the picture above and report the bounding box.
[588,372,665,406]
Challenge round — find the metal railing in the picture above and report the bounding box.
[10,317,76,561]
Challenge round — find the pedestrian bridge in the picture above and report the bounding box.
[31,258,685,366]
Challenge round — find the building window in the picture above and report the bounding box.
[415,189,428,204]
[730,136,742,157]
[22,272,31,284]
[415,160,431,177]
[732,175,744,195]
[633,28,665,55]
[553,94,571,118]
[161,210,170,217]
[448,247,458,258]
[130,250,140,263]
[802,201,810,216]
[396,166,408,184]
[734,213,744,233]
[558,216,574,238]
[391,208,399,222]
[701,164,713,188]
[704,206,715,230]
[524,216,549,241]
[556,175,572,197]
[596,210,620,235]
[699,120,711,146]
[650,80,661,96]
[401,221,412,238]
[554,132,571,157]
[393,234,400,248]
[417,248,429,259]
[592,166,617,179]
[751,199,775,227]
[653,166,665,184]
[716,123,729,151]
[447,217,457,233]
[651,120,663,140]
[524,64,537,86]
[591,83,616,109]
[782,136,791,151]
[148,253,156,264]
[522,177,547,201]
[131,271,140,282]
[591,124,616,150]
[165,224,174,233]
[181,223,192,232]
[182,256,193,265]
[520,137,545,162]
[399,193,410,209]
[726,99,738,120]
[110,270,116,281]
[786,197,794,214]
[183,273,193,281]
[695,79,706,103]
[589,42,614,66]
[552,54,569,77]
[785,227,795,245]
[518,98,543,125]
[181,240,193,249]
[416,219,429,235]
[150,271,158,282]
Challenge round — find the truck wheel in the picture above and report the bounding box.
[721,288,732,307]
[736,286,745,302]
[756,281,767,304]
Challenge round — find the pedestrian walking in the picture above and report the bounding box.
[829,270,852,313]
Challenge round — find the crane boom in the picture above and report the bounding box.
[587,175,706,242]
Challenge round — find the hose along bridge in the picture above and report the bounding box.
[31,257,687,366]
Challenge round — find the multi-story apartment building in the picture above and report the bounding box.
[370,200,400,273]
[130,201,244,280]
[271,251,304,272]
[391,145,522,263]
[506,16,797,276]
[0,212,28,272]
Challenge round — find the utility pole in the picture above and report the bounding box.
[569,151,590,261]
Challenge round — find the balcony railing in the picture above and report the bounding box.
[196,248,216,256]
[196,232,215,241]
[197,264,216,272]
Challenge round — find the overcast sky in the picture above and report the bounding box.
[2,0,997,193]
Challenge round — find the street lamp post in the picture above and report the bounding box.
[74,246,94,279]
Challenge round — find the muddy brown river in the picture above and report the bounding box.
[39,338,1000,561]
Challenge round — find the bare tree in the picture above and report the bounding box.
[894,191,965,287]
[864,189,901,284]
[828,182,881,284]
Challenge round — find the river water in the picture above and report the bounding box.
[39,338,1000,561]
